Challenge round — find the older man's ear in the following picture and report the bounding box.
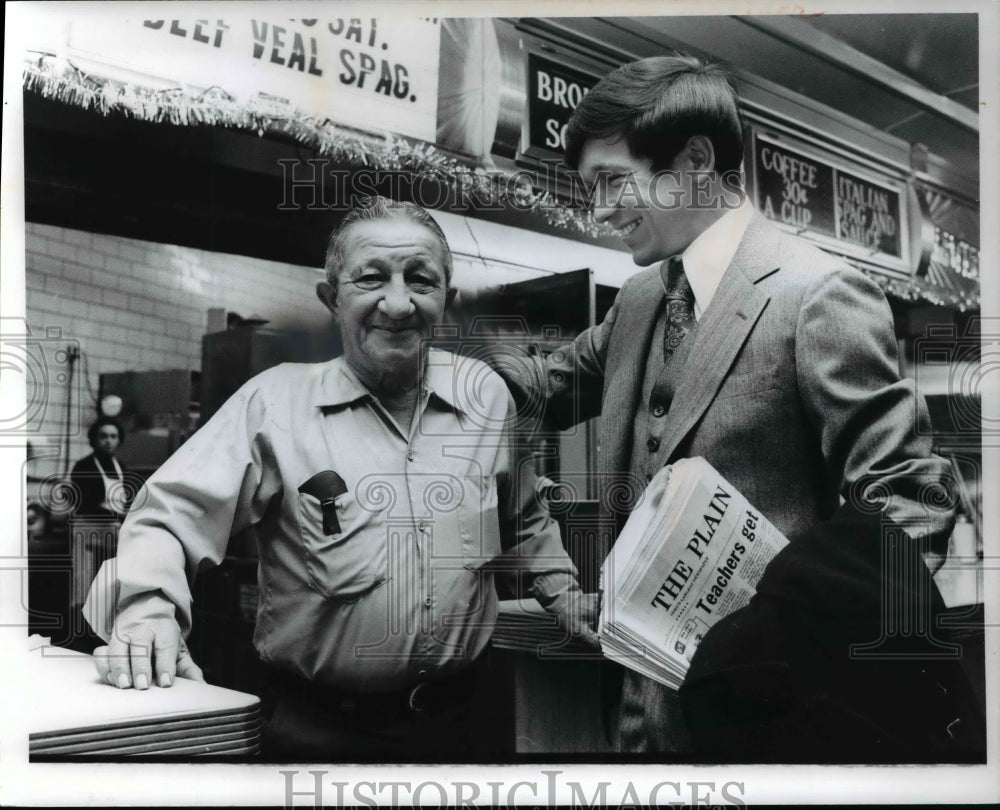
[316,280,338,319]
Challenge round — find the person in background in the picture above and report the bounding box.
[85,196,597,761]
[494,54,974,762]
[69,417,132,650]
[71,416,131,526]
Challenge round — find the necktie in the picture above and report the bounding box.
[660,256,696,361]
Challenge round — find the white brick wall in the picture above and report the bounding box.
[24,223,327,476]
[22,220,560,486]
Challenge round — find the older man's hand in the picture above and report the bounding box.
[93,617,204,690]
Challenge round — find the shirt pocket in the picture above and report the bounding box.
[457,473,503,571]
[294,490,388,601]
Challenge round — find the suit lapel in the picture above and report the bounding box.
[600,268,664,475]
[652,214,780,468]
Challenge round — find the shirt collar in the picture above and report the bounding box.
[312,350,468,414]
[422,349,470,414]
[666,199,754,320]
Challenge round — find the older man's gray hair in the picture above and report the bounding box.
[323,196,453,288]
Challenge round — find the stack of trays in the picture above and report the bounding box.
[28,646,260,759]
[491,599,593,657]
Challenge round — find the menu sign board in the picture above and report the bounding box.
[835,170,902,257]
[525,53,598,158]
[67,15,441,141]
[753,132,905,266]
[755,139,836,237]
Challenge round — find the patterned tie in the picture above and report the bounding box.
[660,256,696,361]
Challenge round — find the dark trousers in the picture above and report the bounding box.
[259,655,495,763]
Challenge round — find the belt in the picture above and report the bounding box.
[265,658,485,720]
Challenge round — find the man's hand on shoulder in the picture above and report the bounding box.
[93,617,204,689]
[480,342,543,393]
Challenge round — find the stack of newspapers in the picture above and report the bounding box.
[598,457,788,690]
[492,599,567,651]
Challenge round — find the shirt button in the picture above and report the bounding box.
[407,450,415,462]
[647,437,660,452]
[423,597,432,608]
[417,668,428,678]
[418,520,427,532]
[652,404,666,417]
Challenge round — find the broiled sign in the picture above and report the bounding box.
[754,133,904,262]
[525,53,597,158]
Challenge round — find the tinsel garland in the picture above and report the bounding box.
[22,55,980,310]
[869,270,978,311]
[22,55,609,239]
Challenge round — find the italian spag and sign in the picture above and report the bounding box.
[752,131,906,268]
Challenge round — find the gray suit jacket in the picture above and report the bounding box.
[517,213,953,550]
[500,213,960,758]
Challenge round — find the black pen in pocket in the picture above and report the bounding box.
[320,497,341,536]
[298,470,349,536]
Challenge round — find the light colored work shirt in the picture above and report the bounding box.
[86,350,576,692]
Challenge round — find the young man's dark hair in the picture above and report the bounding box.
[564,54,744,176]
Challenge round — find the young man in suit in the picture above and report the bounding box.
[497,55,973,762]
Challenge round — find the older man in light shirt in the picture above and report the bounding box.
[86,196,596,760]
